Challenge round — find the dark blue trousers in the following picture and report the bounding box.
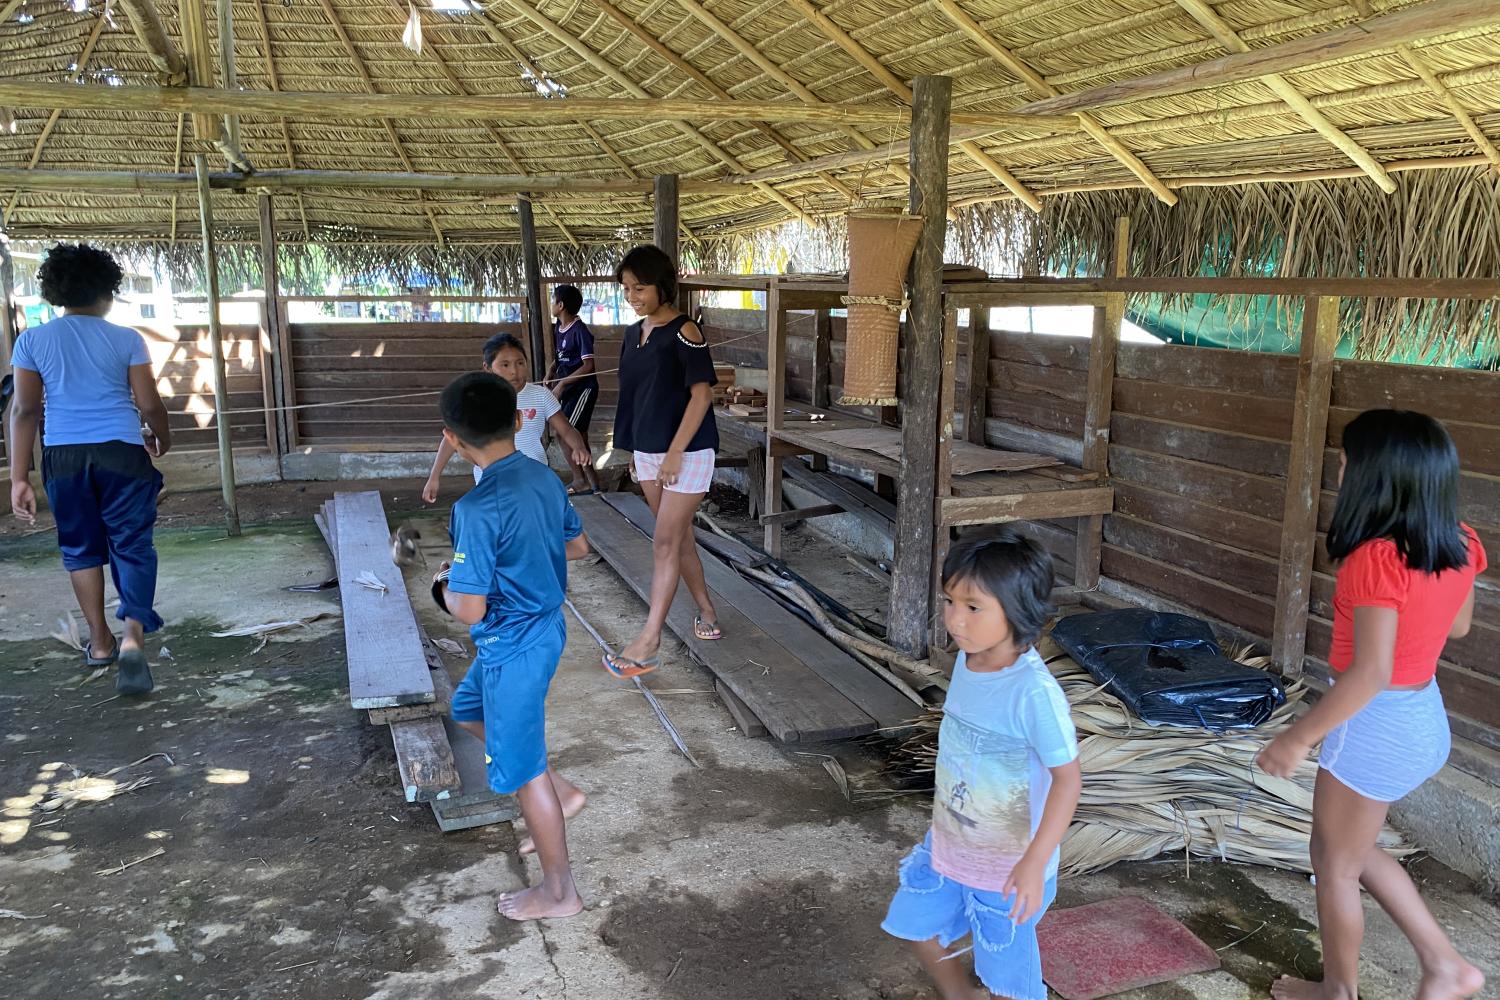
[42,442,164,633]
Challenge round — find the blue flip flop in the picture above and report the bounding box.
[602,652,659,679]
[84,640,118,668]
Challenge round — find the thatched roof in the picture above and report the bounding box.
[1,0,1498,277]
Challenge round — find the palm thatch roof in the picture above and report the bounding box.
[1,0,1498,285]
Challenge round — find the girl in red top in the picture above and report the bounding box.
[1258,409,1486,1000]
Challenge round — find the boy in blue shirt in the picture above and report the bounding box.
[431,371,591,921]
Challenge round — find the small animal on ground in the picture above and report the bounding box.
[390,523,426,567]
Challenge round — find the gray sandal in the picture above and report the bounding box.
[115,649,154,696]
[84,640,119,668]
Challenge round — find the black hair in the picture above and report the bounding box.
[615,244,677,307]
[38,243,124,308]
[481,332,527,367]
[1326,408,1470,573]
[440,372,517,447]
[553,284,583,316]
[941,528,1056,646]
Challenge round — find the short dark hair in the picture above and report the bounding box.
[553,284,583,316]
[941,528,1056,646]
[440,372,517,447]
[615,245,677,306]
[38,243,124,308]
[1327,409,1470,573]
[481,332,527,367]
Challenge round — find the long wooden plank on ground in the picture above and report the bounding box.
[573,494,876,742]
[431,713,520,832]
[333,491,435,709]
[389,715,461,803]
[602,493,919,731]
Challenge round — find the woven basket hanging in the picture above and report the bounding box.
[839,211,924,406]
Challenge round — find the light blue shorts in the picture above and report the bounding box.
[450,614,566,795]
[1319,681,1450,802]
[882,834,1056,1000]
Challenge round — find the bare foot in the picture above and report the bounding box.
[518,786,588,856]
[1417,959,1485,1000]
[1270,977,1331,1000]
[497,885,583,921]
[615,638,660,666]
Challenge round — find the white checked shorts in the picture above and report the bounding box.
[632,448,716,494]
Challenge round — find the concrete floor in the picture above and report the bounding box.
[1,481,1497,999]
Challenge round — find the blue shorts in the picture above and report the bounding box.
[883,834,1056,1000]
[450,613,566,795]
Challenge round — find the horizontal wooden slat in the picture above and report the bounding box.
[1103,545,1276,636]
[292,338,481,358]
[989,331,1089,371]
[1112,379,1294,439]
[1111,481,1283,558]
[1308,572,1500,679]
[1333,360,1500,426]
[988,358,1087,403]
[291,355,502,372]
[988,392,1084,436]
[1116,342,1298,396]
[292,322,520,339]
[1105,514,1280,599]
[1111,446,1284,520]
[1110,413,1289,478]
[1328,408,1500,478]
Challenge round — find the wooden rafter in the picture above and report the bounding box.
[592,0,857,202]
[670,0,909,188]
[1343,0,1500,176]
[930,0,1176,206]
[3,13,108,225]
[382,1,579,247]
[0,167,749,194]
[496,0,816,225]
[1170,0,1396,193]
[783,0,1046,211]
[312,0,445,246]
[115,0,188,82]
[249,0,312,237]
[1019,0,1500,117]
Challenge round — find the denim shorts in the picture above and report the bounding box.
[1319,681,1450,802]
[883,834,1056,1000]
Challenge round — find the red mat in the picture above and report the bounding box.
[1038,896,1221,1000]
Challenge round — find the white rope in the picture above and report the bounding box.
[204,326,767,418]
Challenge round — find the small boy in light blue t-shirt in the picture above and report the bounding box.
[883,530,1081,1000]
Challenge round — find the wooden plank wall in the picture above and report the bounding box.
[983,328,1500,744]
[145,323,269,452]
[287,321,523,444]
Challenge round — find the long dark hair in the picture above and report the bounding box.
[1326,409,1469,573]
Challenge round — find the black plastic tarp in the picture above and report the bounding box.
[1051,610,1286,730]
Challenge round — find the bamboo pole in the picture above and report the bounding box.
[1170,0,1396,193]
[114,0,189,82]
[1019,0,1500,116]
[177,0,218,140]
[0,80,1074,130]
[192,153,241,537]
[214,0,244,166]
[0,234,15,369]
[0,167,748,195]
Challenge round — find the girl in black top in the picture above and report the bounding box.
[604,245,721,678]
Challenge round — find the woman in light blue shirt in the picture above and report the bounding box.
[8,244,172,696]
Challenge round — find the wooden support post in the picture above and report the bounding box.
[930,308,961,648]
[812,308,833,410]
[888,74,951,659]
[763,283,787,557]
[0,234,15,369]
[1073,216,1128,590]
[517,194,545,368]
[214,0,243,164]
[193,153,241,537]
[257,194,289,456]
[965,304,990,445]
[653,173,679,267]
[177,0,218,141]
[1272,295,1341,677]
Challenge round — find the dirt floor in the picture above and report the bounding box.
[2,478,1498,1000]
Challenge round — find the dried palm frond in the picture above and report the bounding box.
[886,636,1412,876]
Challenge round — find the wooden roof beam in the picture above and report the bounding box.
[115,0,188,82]
[0,167,750,195]
[592,0,857,202]
[783,0,1044,212]
[3,13,108,226]
[1170,0,1396,193]
[1017,0,1500,117]
[671,0,914,190]
[930,0,1177,206]
[311,0,446,246]
[497,0,816,226]
[1343,0,1500,176]
[249,0,311,237]
[379,0,579,247]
